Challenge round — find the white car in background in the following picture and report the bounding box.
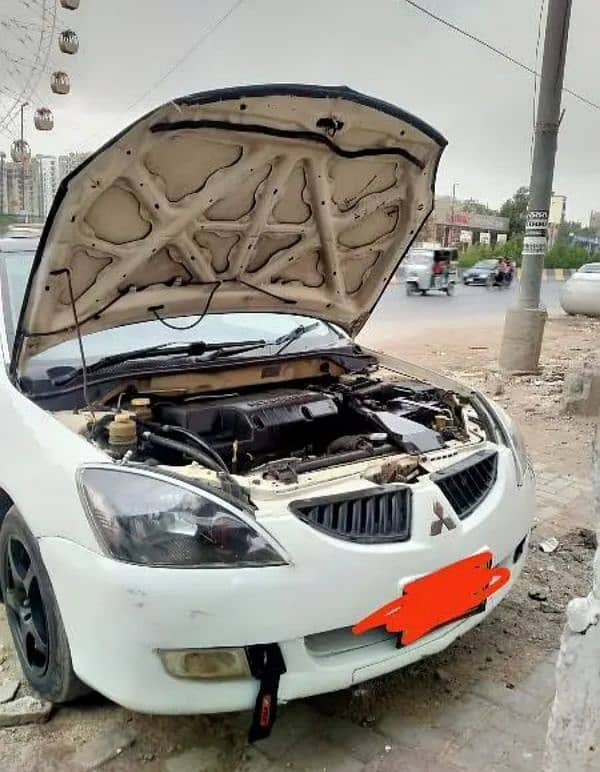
[560,263,600,317]
[0,84,534,740]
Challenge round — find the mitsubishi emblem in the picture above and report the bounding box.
[430,501,457,536]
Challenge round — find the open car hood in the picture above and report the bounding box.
[12,84,446,372]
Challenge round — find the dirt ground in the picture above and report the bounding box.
[1,312,598,771]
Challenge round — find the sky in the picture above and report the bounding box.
[2,0,599,223]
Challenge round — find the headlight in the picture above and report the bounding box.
[78,467,287,568]
[473,393,529,484]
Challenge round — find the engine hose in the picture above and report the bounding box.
[160,425,228,472]
[294,443,397,473]
[90,413,115,441]
[141,431,224,474]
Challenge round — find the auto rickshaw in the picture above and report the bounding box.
[404,247,458,296]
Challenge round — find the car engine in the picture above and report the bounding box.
[72,373,472,483]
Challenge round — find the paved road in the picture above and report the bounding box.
[368,280,562,329]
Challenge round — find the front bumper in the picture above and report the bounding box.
[40,451,534,714]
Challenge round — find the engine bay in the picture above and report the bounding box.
[55,370,482,484]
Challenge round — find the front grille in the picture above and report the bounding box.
[290,487,411,543]
[431,449,498,519]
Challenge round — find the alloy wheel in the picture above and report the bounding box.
[3,535,49,676]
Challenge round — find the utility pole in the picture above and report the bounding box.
[499,0,572,373]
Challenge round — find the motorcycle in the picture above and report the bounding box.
[486,270,514,290]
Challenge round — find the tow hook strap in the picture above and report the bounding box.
[246,644,287,743]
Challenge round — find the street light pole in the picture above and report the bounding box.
[0,152,5,215]
[499,0,572,373]
[447,183,458,247]
[20,102,29,219]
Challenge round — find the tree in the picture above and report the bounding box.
[499,186,529,236]
[558,220,595,242]
[461,198,499,216]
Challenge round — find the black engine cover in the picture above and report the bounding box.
[157,389,339,463]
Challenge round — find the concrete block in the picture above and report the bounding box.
[71,728,137,770]
[499,308,547,375]
[0,679,20,703]
[563,355,600,417]
[0,695,52,727]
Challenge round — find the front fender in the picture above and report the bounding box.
[0,365,106,551]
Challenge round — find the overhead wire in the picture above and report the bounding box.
[71,0,247,153]
[122,0,247,116]
[401,0,600,113]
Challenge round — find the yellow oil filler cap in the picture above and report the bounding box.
[130,397,152,421]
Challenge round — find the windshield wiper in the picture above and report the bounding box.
[274,322,321,354]
[204,321,326,361]
[51,338,266,386]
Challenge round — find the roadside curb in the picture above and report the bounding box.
[516,268,575,281]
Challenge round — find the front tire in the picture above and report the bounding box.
[0,507,90,703]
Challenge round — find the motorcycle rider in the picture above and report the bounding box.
[494,258,505,285]
[496,257,512,286]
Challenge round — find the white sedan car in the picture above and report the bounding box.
[0,85,534,740]
[560,262,600,317]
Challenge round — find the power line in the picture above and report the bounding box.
[401,0,600,112]
[123,0,247,115]
[73,0,247,153]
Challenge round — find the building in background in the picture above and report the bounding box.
[548,194,567,247]
[4,161,38,217]
[33,155,60,219]
[422,196,508,248]
[589,210,600,234]
[0,150,91,220]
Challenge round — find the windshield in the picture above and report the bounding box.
[2,251,348,377]
[578,263,600,274]
[473,260,498,269]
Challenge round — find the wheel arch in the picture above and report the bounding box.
[0,487,15,529]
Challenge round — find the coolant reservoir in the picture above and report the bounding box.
[108,412,137,447]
